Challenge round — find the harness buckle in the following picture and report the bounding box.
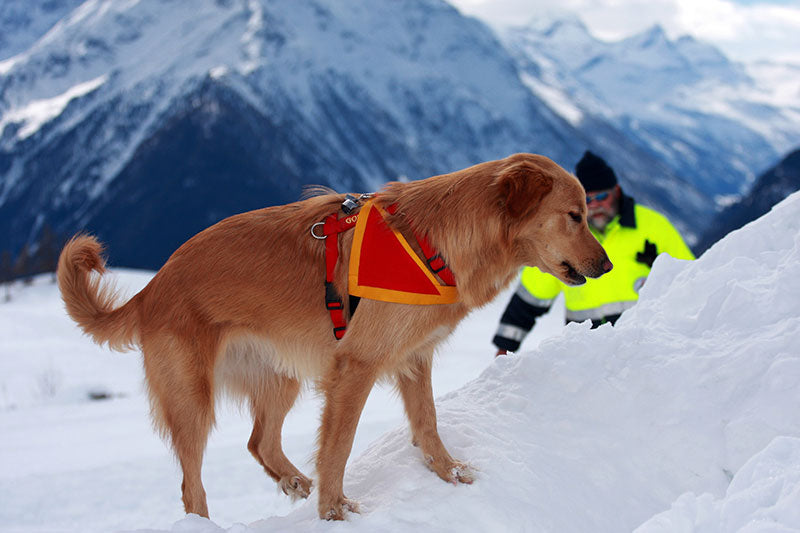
[427,254,448,274]
[341,193,374,215]
[325,282,343,310]
[311,222,326,240]
[341,194,360,214]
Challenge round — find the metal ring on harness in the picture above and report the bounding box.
[310,222,326,240]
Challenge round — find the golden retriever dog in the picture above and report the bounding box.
[57,153,611,520]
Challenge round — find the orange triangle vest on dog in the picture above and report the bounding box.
[348,201,458,305]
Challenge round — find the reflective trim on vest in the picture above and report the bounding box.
[515,283,556,307]
[495,323,529,342]
[565,300,637,322]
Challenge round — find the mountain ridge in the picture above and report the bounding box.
[1,0,592,269]
[500,15,799,202]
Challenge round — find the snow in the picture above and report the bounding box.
[0,74,106,139]
[634,436,800,533]
[519,71,584,127]
[3,191,800,532]
[0,56,18,75]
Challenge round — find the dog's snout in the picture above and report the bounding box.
[583,254,612,279]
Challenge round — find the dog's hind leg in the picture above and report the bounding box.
[396,353,475,485]
[316,353,378,520]
[246,373,312,500]
[143,335,217,518]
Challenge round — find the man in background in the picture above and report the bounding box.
[493,151,695,355]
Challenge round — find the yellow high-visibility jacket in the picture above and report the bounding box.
[493,195,694,351]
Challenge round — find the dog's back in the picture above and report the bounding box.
[59,193,345,350]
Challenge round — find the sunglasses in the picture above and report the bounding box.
[586,191,611,203]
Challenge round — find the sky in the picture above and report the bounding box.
[449,0,800,64]
[2,185,800,531]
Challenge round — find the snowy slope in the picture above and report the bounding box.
[0,0,84,61]
[635,436,800,533]
[2,188,800,531]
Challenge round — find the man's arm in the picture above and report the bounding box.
[647,210,695,262]
[493,290,550,353]
[493,268,561,355]
[635,206,695,265]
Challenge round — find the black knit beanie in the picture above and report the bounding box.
[575,151,618,191]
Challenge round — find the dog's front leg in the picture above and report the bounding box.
[316,352,378,520]
[397,354,475,485]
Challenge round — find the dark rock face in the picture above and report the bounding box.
[698,149,800,254]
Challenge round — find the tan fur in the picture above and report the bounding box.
[57,153,611,520]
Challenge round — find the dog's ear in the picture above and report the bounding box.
[495,160,554,219]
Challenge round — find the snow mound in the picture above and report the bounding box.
[635,437,800,533]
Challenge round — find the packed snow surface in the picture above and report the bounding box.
[2,192,800,532]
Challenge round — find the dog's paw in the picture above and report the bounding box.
[425,455,476,485]
[449,461,476,485]
[280,474,313,501]
[319,496,360,521]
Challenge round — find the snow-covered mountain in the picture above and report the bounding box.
[0,0,594,268]
[0,1,794,269]
[501,14,800,203]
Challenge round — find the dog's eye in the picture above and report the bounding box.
[569,212,582,223]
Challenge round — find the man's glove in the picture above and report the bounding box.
[636,239,658,267]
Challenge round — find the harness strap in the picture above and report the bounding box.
[386,203,456,287]
[322,212,360,340]
[418,236,456,286]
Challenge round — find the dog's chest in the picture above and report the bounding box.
[216,334,328,389]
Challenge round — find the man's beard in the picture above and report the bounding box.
[588,208,615,232]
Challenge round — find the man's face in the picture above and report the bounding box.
[585,185,620,232]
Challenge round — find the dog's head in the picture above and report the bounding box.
[495,153,612,285]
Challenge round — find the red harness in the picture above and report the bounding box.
[317,210,360,339]
[313,198,456,340]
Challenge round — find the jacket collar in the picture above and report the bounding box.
[618,193,636,228]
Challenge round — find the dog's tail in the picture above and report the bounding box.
[57,234,140,351]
